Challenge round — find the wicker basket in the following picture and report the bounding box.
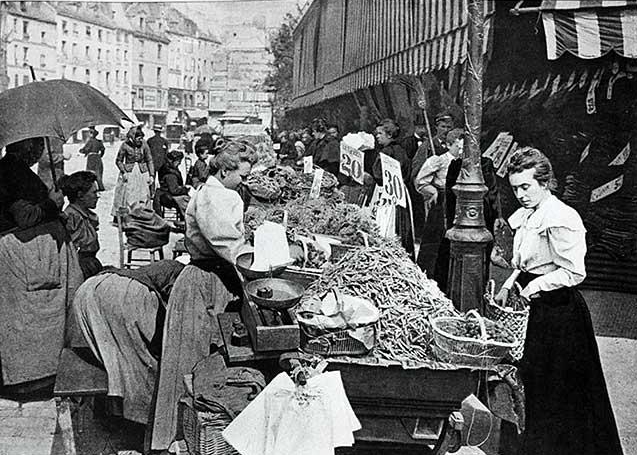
[431,310,519,368]
[299,323,374,356]
[484,280,529,360]
[182,400,237,455]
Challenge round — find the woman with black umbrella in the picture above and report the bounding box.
[0,137,83,392]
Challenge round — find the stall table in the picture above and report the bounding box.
[218,312,480,455]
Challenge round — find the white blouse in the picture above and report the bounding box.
[185,176,245,263]
[504,194,587,299]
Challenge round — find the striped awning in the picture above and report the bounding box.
[292,0,495,109]
[541,0,637,59]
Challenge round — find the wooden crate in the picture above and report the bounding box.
[240,297,300,352]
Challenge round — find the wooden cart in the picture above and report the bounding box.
[218,312,481,455]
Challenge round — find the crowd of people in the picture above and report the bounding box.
[0,111,623,455]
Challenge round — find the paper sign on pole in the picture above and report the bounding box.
[309,168,324,199]
[590,175,624,202]
[379,153,406,208]
[303,156,313,174]
[339,143,365,184]
[483,132,514,170]
[579,143,591,164]
[609,143,630,166]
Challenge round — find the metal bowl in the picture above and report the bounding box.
[235,252,287,281]
[245,278,304,310]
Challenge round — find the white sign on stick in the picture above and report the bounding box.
[496,142,518,178]
[303,156,313,174]
[309,168,324,199]
[379,153,406,208]
[590,175,624,202]
[339,143,365,184]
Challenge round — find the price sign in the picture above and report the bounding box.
[309,168,324,199]
[273,143,281,151]
[590,175,624,202]
[303,156,313,174]
[339,143,365,184]
[379,153,406,208]
[609,143,630,166]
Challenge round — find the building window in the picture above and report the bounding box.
[61,66,66,78]
[138,88,144,101]
[157,67,162,85]
[22,21,29,39]
[115,70,120,83]
[62,20,68,34]
[124,34,129,43]
[73,23,78,35]
[23,75,29,85]
[124,70,128,83]
[139,39,144,50]
[106,49,110,61]
[86,26,91,37]
[85,69,90,84]
[124,50,128,61]
[40,54,46,68]
[13,45,18,65]
[85,46,90,58]
[157,44,162,60]
[13,18,17,32]
[14,74,19,87]
[61,40,67,56]
[97,48,101,60]
[72,43,77,57]
[138,64,144,83]
[106,71,110,86]
[139,18,144,28]
[116,30,122,43]
[19,2,27,12]
[72,67,77,77]
[41,31,46,42]
[22,47,28,62]
[97,71,102,85]
[98,29,103,41]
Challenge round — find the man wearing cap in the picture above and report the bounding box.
[410,112,454,186]
[148,125,169,179]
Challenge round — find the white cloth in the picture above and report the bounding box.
[223,371,360,455]
[506,195,587,298]
[413,152,455,200]
[185,176,245,263]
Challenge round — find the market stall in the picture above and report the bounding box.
[179,160,522,455]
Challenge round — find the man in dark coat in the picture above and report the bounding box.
[147,125,169,178]
[400,124,428,161]
[80,127,106,191]
[410,113,454,185]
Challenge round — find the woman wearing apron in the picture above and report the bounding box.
[495,147,623,455]
[151,142,256,451]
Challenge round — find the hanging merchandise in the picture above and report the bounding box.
[586,68,604,114]
[222,371,361,455]
[497,142,518,179]
[607,71,627,100]
[578,69,589,89]
[609,143,630,166]
[566,71,577,91]
[528,79,540,98]
[579,143,591,164]
[549,74,562,97]
[590,175,624,203]
[483,132,514,171]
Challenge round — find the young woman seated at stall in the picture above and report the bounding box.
[157,150,190,217]
[72,260,185,425]
[186,134,212,189]
[59,171,103,280]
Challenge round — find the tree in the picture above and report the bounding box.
[264,11,300,130]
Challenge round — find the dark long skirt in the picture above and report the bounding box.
[78,251,103,280]
[86,154,105,191]
[517,272,623,455]
[416,194,446,279]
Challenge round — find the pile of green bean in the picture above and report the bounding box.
[303,244,458,364]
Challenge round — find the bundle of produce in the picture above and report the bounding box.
[290,239,328,269]
[245,173,282,202]
[301,244,457,365]
[262,166,303,203]
[298,169,340,199]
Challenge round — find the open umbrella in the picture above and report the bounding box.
[0,79,132,188]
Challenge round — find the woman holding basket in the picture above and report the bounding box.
[495,147,622,455]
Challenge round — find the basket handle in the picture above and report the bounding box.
[466,309,488,341]
[357,230,370,247]
[295,235,310,268]
[485,279,495,299]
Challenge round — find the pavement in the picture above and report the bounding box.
[0,141,634,455]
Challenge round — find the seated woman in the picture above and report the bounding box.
[151,142,256,452]
[59,171,103,279]
[186,135,212,189]
[0,137,83,391]
[157,150,190,216]
[72,260,185,425]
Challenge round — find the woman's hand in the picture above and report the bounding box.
[49,188,65,209]
[494,286,510,306]
[121,173,128,183]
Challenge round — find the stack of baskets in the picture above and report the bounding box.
[484,280,529,360]
[431,310,519,368]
